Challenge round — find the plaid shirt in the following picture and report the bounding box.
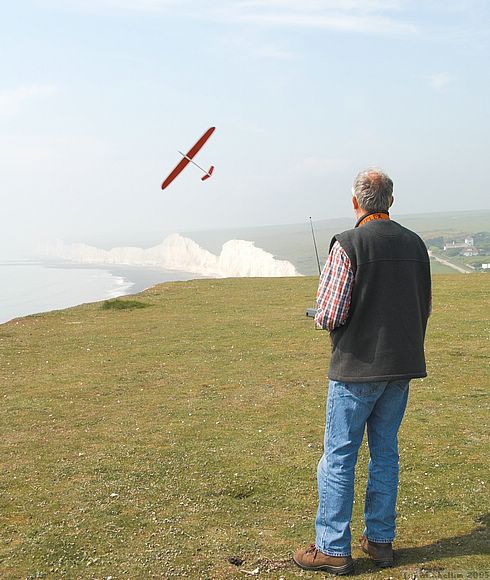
[315,241,354,331]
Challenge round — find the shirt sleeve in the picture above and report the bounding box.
[314,241,354,331]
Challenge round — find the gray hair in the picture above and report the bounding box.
[352,168,393,212]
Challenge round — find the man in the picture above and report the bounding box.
[293,168,431,575]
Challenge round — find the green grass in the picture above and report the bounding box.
[1,276,489,578]
[101,298,151,310]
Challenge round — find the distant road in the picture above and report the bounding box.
[428,251,471,274]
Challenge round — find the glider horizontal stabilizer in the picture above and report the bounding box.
[202,165,214,181]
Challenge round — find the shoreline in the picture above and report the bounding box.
[0,260,201,325]
[40,260,202,294]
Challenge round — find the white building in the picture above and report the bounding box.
[443,236,476,252]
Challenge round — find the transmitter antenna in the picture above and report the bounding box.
[309,217,321,276]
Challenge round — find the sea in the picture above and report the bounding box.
[0,260,196,325]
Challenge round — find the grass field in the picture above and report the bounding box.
[1,275,489,578]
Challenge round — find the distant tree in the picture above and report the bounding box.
[474,232,490,242]
[425,236,444,248]
[446,248,461,257]
[474,232,490,253]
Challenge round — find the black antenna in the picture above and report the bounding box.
[309,217,321,276]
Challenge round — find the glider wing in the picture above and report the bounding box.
[161,157,190,190]
[161,127,215,190]
[185,126,215,159]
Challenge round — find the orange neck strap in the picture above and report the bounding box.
[356,212,390,228]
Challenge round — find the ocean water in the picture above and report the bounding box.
[0,261,194,325]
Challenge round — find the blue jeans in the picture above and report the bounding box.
[315,380,409,556]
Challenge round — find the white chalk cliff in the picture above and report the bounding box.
[42,233,299,278]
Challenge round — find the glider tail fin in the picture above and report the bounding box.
[201,165,214,181]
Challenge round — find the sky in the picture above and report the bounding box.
[1,0,489,256]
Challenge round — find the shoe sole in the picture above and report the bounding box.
[292,556,355,575]
[360,545,394,567]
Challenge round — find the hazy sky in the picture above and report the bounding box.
[1,0,489,256]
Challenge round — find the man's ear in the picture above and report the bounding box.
[389,195,394,208]
[352,195,359,210]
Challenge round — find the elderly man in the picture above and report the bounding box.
[294,169,431,575]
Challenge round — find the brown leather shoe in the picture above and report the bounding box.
[293,544,354,574]
[359,535,394,567]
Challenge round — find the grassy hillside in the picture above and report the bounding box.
[1,276,489,578]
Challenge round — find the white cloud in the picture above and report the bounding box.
[0,84,57,119]
[54,0,180,10]
[230,12,415,34]
[46,0,408,13]
[44,0,416,35]
[235,0,404,14]
[429,72,455,90]
[218,0,416,35]
[38,0,489,40]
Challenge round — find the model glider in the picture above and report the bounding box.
[161,127,215,190]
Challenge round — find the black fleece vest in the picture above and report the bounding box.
[328,219,431,383]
